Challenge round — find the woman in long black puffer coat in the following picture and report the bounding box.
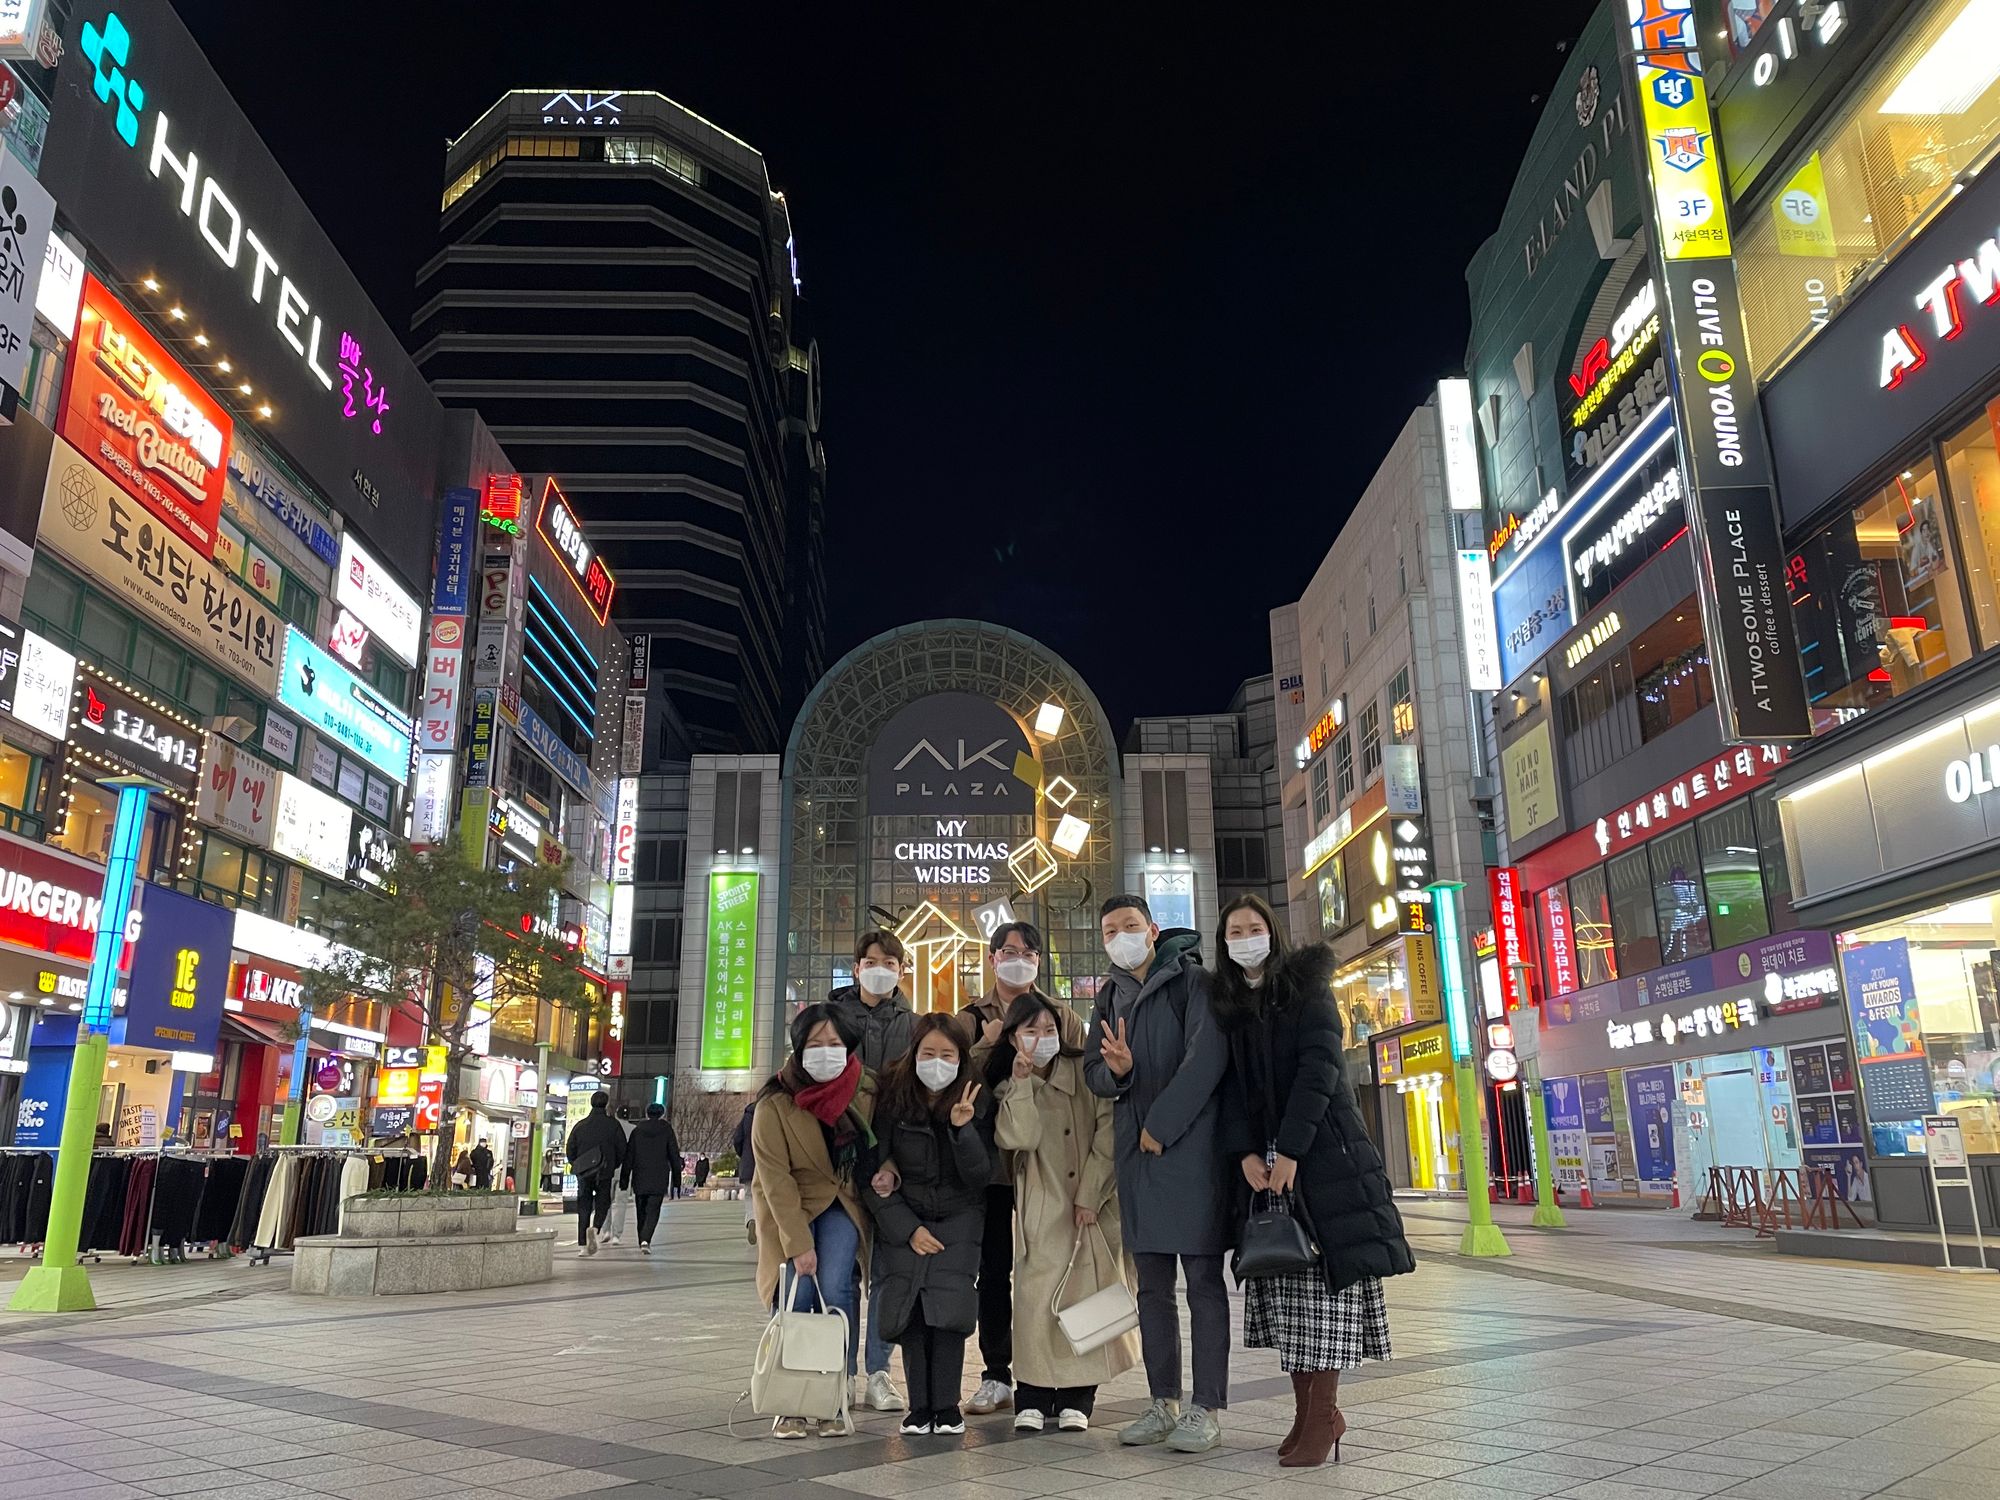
[1214,894,1414,1469]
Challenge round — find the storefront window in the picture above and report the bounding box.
[1568,865,1618,987]
[1753,788,1798,933]
[1790,458,1976,717]
[0,742,40,838]
[1608,848,1662,975]
[1633,604,1714,743]
[1738,0,2000,375]
[1649,824,1712,963]
[184,832,280,913]
[1318,857,1346,934]
[1846,896,2000,1158]
[52,779,175,878]
[1332,946,1415,1046]
[1698,799,1770,948]
[1560,653,1638,782]
[1940,397,2000,650]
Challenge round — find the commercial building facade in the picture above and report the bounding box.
[1270,399,1492,1191]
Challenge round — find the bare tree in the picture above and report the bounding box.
[671,1072,751,1159]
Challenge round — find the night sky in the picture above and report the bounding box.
[176,2,1598,732]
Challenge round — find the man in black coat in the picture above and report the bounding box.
[468,1142,494,1191]
[565,1091,626,1257]
[619,1102,681,1251]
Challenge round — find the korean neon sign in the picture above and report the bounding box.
[535,477,615,625]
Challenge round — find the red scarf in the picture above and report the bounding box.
[794,1053,861,1127]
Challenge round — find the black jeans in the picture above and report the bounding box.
[977,1184,1014,1384]
[1015,1382,1096,1417]
[900,1302,968,1418]
[635,1192,665,1244]
[576,1175,615,1244]
[1133,1251,1229,1409]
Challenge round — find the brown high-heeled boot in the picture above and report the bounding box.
[1280,1371,1346,1467]
[1277,1371,1312,1458]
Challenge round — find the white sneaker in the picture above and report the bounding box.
[967,1378,1012,1414]
[574,1246,593,1258]
[601,1234,620,1246]
[865,1371,905,1411]
[640,1242,651,1254]
[585,1226,599,1254]
[1057,1408,1089,1432]
[1014,1409,1044,1432]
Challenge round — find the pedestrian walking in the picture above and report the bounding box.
[865,1013,991,1437]
[1083,893,1231,1453]
[694,1156,711,1190]
[621,1102,683,1252]
[989,989,1135,1433]
[827,929,916,1412]
[565,1091,627,1257]
[602,1111,635,1245]
[1214,895,1414,1468]
[452,1151,473,1188]
[958,921,1045,1416]
[751,1002,879,1439]
[468,1142,493,1190]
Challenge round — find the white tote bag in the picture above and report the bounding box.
[1052,1222,1139,1356]
[751,1265,850,1422]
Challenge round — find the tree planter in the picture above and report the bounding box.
[292,1195,554,1296]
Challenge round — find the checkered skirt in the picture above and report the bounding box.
[1243,1270,1391,1373]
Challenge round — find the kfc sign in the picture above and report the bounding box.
[57,274,230,559]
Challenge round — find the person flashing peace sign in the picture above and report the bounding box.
[1084,893,1231,1454]
[865,1013,994,1436]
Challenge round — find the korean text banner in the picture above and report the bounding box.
[702,871,758,1071]
[124,885,231,1056]
[276,624,415,783]
[39,439,280,695]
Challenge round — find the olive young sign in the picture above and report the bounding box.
[1627,4,1811,741]
[867,693,1036,817]
[41,2,443,569]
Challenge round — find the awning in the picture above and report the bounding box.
[223,1013,293,1050]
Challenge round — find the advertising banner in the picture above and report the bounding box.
[514,696,592,801]
[0,620,73,739]
[40,439,281,694]
[1625,7,1811,741]
[276,625,414,783]
[335,532,421,665]
[0,137,50,392]
[57,274,230,559]
[226,448,339,567]
[70,663,202,794]
[433,487,476,615]
[197,736,277,847]
[701,871,758,1071]
[1501,720,1560,847]
[611,776,637,881]
[124,885,231,1055]
[1489,866,1529,1010]
[1580,1070,1621,1196]
[1542,1074,1588,1192]
[14,1046,69,1147]
[419,615,466,754]
[272,773,353,879]
[1623,1063,1677,1196]
[533,476,615,624]
[1455,547,1502,691]
[1841,938,1934,1141]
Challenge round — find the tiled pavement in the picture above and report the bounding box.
[0,1199,1996,1499]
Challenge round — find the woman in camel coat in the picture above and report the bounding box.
[989,992,1136,1432]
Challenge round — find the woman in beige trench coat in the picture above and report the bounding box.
[989,991,1138,1433]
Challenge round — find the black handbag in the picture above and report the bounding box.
[1235,1189,1320,1279]
[1232,1011,1323,1281]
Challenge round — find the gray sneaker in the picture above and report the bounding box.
[1165,1404,1221,1453]
[1119,1397,1180,1446]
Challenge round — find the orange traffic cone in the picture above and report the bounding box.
[1579,1184,1594,1209]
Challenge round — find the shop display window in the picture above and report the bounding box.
[184,832,281,914]
[1567,865,1618,987]
[0,741,41,839]
[1845,897,2000,1157]
[1697,799,1771,949]
[1332,946,1413,1048]
[1607,847,1663,975]
[1789,457,1977,718]
[52,779,176,878]
[1940,398,2000,651]
[1632,604,1714,743]
[1648,824,1712,963]
[1737,0,2000,376]
[1318,856,1347,934]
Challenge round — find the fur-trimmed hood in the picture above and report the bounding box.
[1211,940,1339,1033]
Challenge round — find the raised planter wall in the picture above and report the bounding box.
[292,1195,554,1297]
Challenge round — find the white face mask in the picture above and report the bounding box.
[1227,935,1272,969]
[1104,930,1152,971]
[801,1045,847,1082]
[915,1056,958,1093]
[1027,1033,1062,1065]
[857,965,900,997]
[994,956,1039,988]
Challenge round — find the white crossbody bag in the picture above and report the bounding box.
[751,1265,850,1422]
[1052,1222,1139,1355]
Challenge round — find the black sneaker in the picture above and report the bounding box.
[931,1407,965,1434]
[899,1410,933,1436]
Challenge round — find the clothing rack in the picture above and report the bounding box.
[0,1144,243,1265]
[243,1146,427,1266]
